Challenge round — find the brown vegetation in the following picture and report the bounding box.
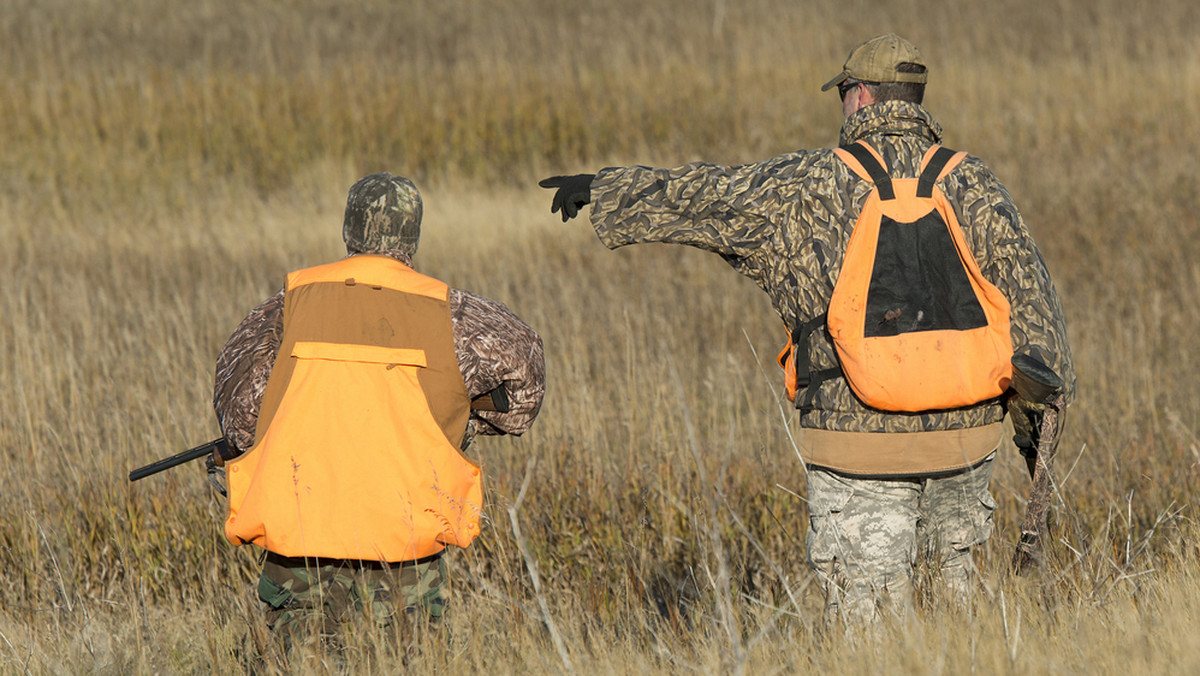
[1,0,1199,672]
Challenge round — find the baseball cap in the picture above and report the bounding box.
[342,173,423,256]
[821,33,927,91]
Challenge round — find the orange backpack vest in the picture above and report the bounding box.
[779,142,1013,413]
[224,255,481,562]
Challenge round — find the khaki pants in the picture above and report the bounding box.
[805,453,997,627]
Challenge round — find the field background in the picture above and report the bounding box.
[2,0,1200,673]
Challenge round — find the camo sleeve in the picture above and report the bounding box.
[948,158,1076,403]
[212,286,545,453]
[588,153,823,280]
[449,289,545,436]
[213,289,285,453]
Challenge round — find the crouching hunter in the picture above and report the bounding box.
[211,173,545,642]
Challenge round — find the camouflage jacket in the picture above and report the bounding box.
[589,100,1074,436]
[213,251,546,453]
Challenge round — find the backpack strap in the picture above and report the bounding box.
[916,145,967,198]
[799,368,842,414]
[835,142,895,201]
[790,312,842,414]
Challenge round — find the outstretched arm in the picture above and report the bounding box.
[541,152,819,262]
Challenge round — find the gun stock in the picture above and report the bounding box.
[129,438,231,482]
[1010,353,1063,405]
[470,384,511,413]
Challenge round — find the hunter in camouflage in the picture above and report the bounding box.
[213,172,545,643]
[541,34,1074,626]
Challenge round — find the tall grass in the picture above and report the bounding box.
[1,0,1199,672]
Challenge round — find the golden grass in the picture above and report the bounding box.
[2,0,1200,672]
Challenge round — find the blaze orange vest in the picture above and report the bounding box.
[780,143,1013,413]
[224,255,481,562]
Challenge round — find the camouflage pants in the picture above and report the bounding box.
[257,551,447,646]
[805,453,997,627]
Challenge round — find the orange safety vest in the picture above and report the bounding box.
[224,255,481,562]
[780,142,1013,413]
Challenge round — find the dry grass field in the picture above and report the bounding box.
[2,0,1199,673]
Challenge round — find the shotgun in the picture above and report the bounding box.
[1009,353,1065,574]
[129,438,233,482]
[128,385,510,483]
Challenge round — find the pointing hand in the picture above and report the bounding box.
[538,174,595,222]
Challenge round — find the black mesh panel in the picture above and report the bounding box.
[864,211,987,337]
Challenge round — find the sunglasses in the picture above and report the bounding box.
[838,79,861,101]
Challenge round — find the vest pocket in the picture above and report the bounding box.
[290,341,427,368]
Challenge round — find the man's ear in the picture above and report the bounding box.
[857,84,877,108]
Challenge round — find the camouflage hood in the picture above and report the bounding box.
[839,100,943,149]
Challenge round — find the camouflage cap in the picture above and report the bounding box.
[342,172,423,255]
[821,33,927,91]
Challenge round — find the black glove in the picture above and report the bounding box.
[205,454,228,498]
[538,174,595,222]
[1006,396,1043,460]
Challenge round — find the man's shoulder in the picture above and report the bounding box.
[938,152,1009,197]
[448,288,535,330]
[759,147,841,171]
[950,152,995,174]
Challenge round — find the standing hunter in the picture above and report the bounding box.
[540,34,1074,625]
[211,173,545,642]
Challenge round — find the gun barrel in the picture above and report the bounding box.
[129,438,228,482]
